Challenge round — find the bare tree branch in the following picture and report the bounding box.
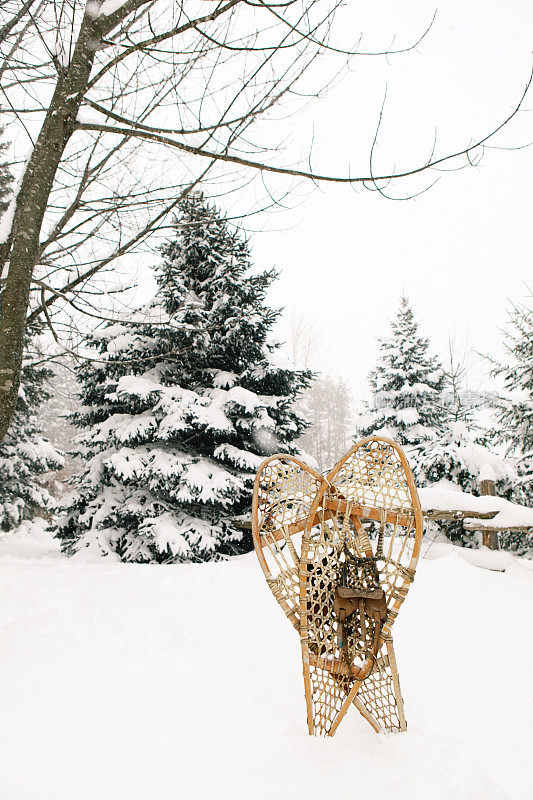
[0,0,530,444]
[77,68,533,184]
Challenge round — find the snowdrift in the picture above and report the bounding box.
[0,532,532,800]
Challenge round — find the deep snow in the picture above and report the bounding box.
[1,528,532,800]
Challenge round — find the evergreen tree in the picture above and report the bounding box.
[419,419,513,495]
[417,343,514,496]
[0,336,65,531]
[356,296,447,478]
[56,194,311,562]
[493,297,533,505]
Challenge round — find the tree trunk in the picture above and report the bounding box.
[0,11,100,442]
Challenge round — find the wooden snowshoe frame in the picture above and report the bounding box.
[252,436,423,736]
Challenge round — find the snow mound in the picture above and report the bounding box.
[0,518,60,560]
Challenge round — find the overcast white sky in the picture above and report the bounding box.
[236,0,532,399]
[9,0,530,401]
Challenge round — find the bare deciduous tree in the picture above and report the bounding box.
[0,0,530,443]
[287,313,351,469]
[298,375,353,471]
[289,313,326,371]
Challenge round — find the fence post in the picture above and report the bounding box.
[479,475,499,550]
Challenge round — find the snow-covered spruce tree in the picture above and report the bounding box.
[493,297,533,505]
[418,419,514,495]
[419,415,517,548]
[417,344,515,497]
[0,334,65,531]
[356,296,447,479]
[56,194,312,562]
[415,344,516,547]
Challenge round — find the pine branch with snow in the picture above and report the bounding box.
[418,420,515,494]
[0,335,64,531]
[492,296,533,505]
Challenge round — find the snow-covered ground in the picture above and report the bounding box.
[1,529,532,800]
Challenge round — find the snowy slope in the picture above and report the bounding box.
[0,535,532,800]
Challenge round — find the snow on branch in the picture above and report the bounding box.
[419,484,533,531]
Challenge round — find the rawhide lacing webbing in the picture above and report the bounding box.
[333,505,387,677]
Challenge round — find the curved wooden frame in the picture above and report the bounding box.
[251,436,423,737]
[251,453,325,580]
[252,453,325,630]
